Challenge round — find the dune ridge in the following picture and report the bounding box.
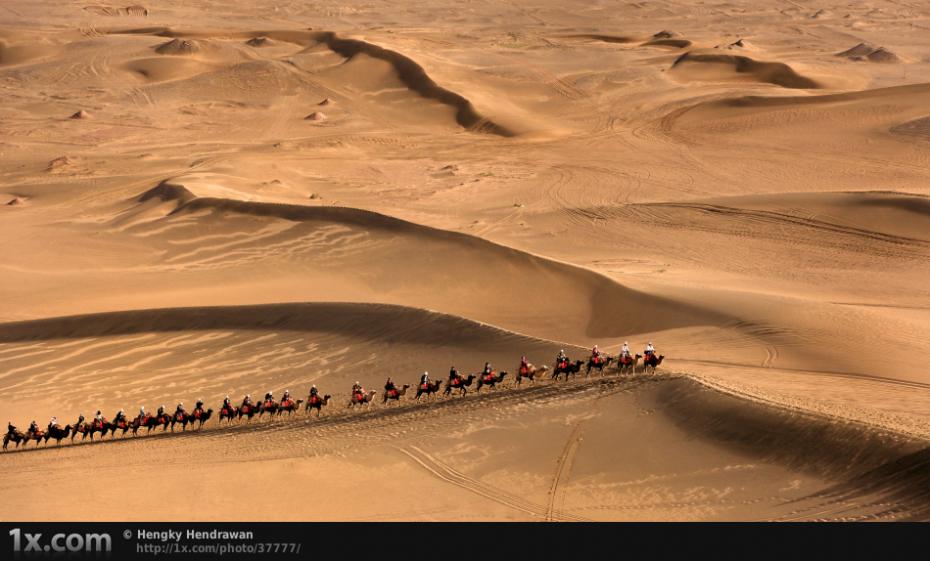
[131,180,726,339]
[654,377,930,519]
[105,27,516,136]
[671,51,822,89]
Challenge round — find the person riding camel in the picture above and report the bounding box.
[420,372,431,390]
[448,366,461,386]
[621,341,631,358]
[241,395,253,409]
[645,342,656,358]
[591,345,602,365]
[195,398,204,412]
[385,377,397,392]
[157,405,166,417]
[8,421,18,434]
[114,409,126,426]
[482,362,494,382]
[28,420,39,434]
[94,410,104,429]
[264,391,274,406]
[174,403,186,420]
[222,396,232,410]
[281,390,292,405]
[520,356,530,375]
[48,416,59,430]
[138,406,147,421]
[556,350,568,370]
[352,381,364,400]
[309,385,319,401]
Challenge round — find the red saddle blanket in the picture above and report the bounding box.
[308,397,321,405]
[386,390,399,398]
[558,361,568,370]
[280,400,294,408]
[482,374,495,383]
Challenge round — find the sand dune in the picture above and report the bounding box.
[837,43,901,63]
[154,38,201,56]
[123,179,723,342]
[0,40,57,67]
[670,51,822,89]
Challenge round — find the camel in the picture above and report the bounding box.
[415,380,443,401]
[191,407,214,428]
[170,411,193,432]
[70,415,91,442]
[585,354,614,377]
[237,403,260,421]
[348,390,377,409]
[219,405,239,423]
[44,423,73,446]
[642,354,665,375]
[476,371,508,392]
[443,374,476,397]
[382,384,410,404]
[144,412,171,433]
[552,360,584,381]
[515,364,548,386]
[276,400,303,417]
[3,427,26,451]
[617,353,641,375]
[87,418,109,440]
[305,394,331,417]
[259,399,279,418]
[108,418,132,438]
[24,428,47,447]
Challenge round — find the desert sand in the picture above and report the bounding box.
[1,0,929,521]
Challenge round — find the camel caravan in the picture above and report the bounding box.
[3,342,662,451]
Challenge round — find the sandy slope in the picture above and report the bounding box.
[2,0,930,520]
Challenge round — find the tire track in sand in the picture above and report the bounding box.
[397,445,589,522]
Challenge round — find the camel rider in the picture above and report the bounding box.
[385,377,396,392]
[420,371,430,389]
[448,366,461,385]
[8,421,18,434]
[645,342,656,357]
[621,342,631,358]
[94,410,104,428]
[556,350,568,369]
[114,409,126,425]
[591,345,602,365]
[138,406,146,421]
[157,405,166,417]
[241,395,253,409]
[28,420,39,434]
[195,398,204,412]
[49,416,59,429]
[352,381,363,398]
[222,396,232,411]
[175,402,186,418]
[282,390,291,405]
[520,356,529,374]
[482,362,493,381]
[264,391,274,405]
[309,385,319,399]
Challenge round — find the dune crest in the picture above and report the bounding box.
[671,51,821,89]
[154,38,201,55]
